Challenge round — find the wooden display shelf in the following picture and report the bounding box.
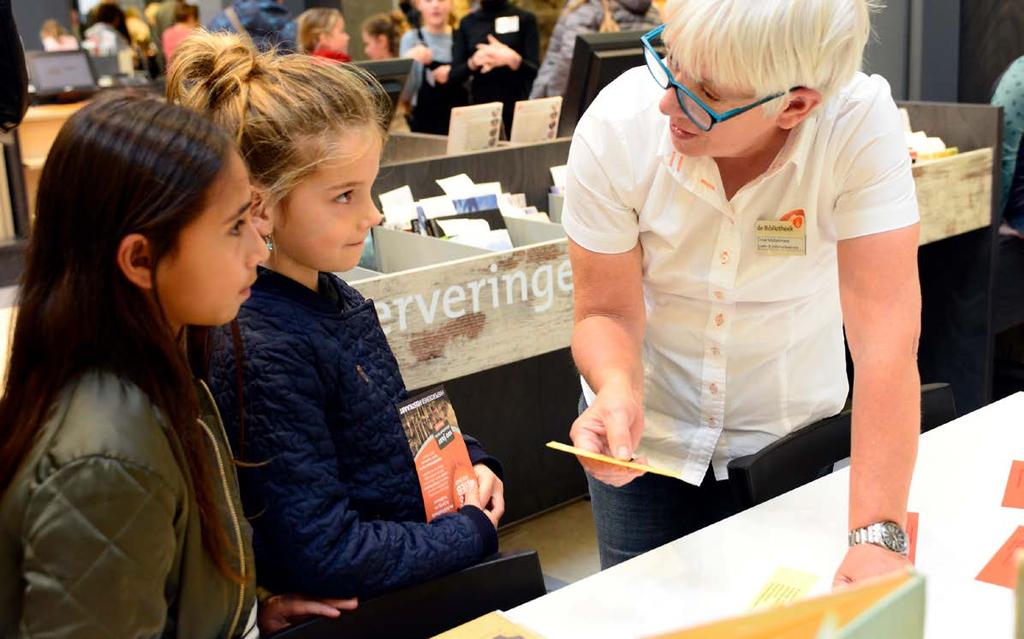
[355,148,994,390]
[914,148,993,245]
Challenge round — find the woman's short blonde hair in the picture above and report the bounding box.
[297,7,343,53]
[663,0,880,107]
[167,31,389,209]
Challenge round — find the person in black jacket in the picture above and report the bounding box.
[1,0,28,133]
[450,0,539,135]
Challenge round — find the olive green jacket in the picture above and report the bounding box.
[0,372,257,638]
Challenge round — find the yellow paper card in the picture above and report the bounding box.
[431,611,545,638]
[545,441,685,480]
[749,568,820,611]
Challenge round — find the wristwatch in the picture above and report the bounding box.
[848,521,909,556]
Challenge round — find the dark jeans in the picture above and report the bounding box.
[587,469,739,570]
[579,394,739,569]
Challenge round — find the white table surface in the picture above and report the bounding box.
[507,392,1024,639]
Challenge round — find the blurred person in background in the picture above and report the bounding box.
[362,11,408,60]
[162,2,200,66]
[297,7,351,62]
[531,0,659,99]
[208,0,298,52]
[400,0,467,134]
[40,19,80,52]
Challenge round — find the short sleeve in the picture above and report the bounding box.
[562,116,641,254]
[831,76,920,240]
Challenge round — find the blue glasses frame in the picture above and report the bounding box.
[640,24,785,132]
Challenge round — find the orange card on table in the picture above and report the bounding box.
[1001,460,1024,509]
[977,526,1024,589]
[906,512,919,565]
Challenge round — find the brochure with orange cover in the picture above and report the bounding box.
[647,570,923,639]
[398,387,477,522]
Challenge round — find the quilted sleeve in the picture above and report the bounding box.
[20,457,179,638]
[234,334,497,599]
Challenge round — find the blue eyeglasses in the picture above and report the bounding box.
[641,24,786,132]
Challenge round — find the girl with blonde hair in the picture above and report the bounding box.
[39,19,79,51]
[168,32,505,600]
[297,7,351,62]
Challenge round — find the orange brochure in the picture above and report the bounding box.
[906,512,919,565]
[1002,461,1024,509]
[397,387,477,522]
[977,526,1024,589]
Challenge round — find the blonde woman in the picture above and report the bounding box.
[566,0,921,587]
[531,0,660,99]
[297,7,351,62]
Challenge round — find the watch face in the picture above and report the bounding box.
[881,522,909,554]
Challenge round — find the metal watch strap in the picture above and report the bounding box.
[848,521,908,556]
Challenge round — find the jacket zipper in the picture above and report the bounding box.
[197,381,247,638]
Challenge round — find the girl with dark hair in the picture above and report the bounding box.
[0,93,340,637]
[84,3,132,56]
[362,10,408,59]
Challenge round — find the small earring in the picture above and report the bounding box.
[264,234,274,251]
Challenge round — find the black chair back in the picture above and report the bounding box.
[727,383,957,510]
[270,550,547,639]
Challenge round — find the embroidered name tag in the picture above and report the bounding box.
[756,219,806,256]
[495,15,520,34]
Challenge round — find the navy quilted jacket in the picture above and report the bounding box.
[207,268,500,599]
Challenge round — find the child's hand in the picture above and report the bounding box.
[258,593,357,635]
[405,44,433,66]
[461,477,499,528]
[433,64,451,85]
[474,463,505,524]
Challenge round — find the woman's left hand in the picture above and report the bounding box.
[473,463,505,523]
[258,594,358,635]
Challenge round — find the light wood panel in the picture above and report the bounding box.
[914,148,993,245]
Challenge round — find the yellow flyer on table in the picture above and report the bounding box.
[749,567,820,611]
[545,441,685,480]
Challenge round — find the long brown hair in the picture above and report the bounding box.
[0,93,238,580]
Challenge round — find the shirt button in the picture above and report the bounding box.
[711,346,721,356]
[714,291,725,301]
[709,383,719,395]
[720,251,730,265]
[715,313,725,327]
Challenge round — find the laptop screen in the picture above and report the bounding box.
[27,51,97,95]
